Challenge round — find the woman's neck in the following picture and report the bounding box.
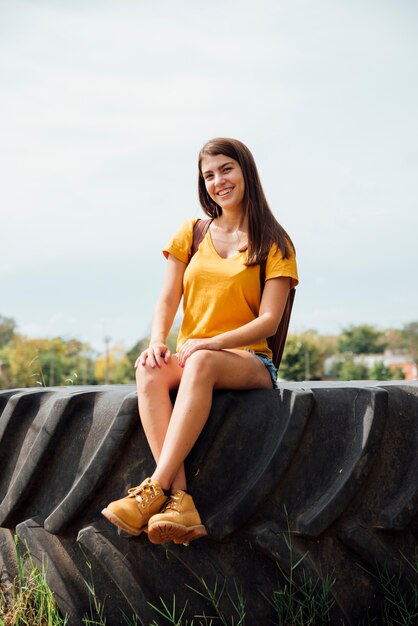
[215,210,247,233]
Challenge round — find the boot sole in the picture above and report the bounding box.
[148,521,208,545]
[101,508,146,536]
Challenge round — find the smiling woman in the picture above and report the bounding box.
[101,137,299,545]
[202,155,246,213]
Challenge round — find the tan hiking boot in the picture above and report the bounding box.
[147,490,207,545]
[101,477,168,536]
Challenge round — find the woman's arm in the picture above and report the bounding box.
[136,254,186,369]
[177,276,291,366]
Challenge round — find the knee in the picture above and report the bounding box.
[183,350,217,380]
[135,363,161,392]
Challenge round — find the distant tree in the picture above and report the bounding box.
[319,333,339,358]
[279,333,322,381]
[336,357,369,381]
[0,345,13,389]
[402,321,418,363]
[337,325,386,354]
[95,345,134,384]
[382,328,404,351]
[369,361,396,381]
[0,315,16,348]
[390,366,406,380]
[2,336,50,387]
[1,335,96,388]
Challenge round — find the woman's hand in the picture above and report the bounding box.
[177,337,222,368]
[135,342,172,369]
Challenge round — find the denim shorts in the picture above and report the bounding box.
[254,353,279,390]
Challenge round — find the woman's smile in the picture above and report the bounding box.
[217,187,234,198]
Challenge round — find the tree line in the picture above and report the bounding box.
[0,315,134,388]
[280,322,417,381]
[0,315,416,389]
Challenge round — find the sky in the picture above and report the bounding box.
[1,0,417,355]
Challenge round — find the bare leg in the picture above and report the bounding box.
[151,349,271,489]
[103,350,271,539]
[136,357,187,491]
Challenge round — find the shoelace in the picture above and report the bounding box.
[162,491,183,512]
[128,482,157,503]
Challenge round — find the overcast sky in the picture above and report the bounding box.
[1,0,417,354]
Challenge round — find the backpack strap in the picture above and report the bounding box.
[260,259,295,369]
[191,218,213,259]
[267,287,295,368]
[259,259,266,288]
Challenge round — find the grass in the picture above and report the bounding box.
[0,536,66,626]
[147,577,246,626]
[262,568,335,626]
[1,535,417,625]
[259,525,335,626]
[359,552,418,626]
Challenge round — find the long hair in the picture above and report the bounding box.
[198,137,295,265]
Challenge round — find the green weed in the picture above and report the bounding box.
[186,577,245,626]
[358,552,418,626]
[2,535,417,626]
[0,536,66,626]
[147,595,192,626]
[260,532,335,625]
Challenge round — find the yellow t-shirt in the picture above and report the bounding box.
[163,219,299,358]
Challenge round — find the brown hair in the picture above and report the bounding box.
[198,137,295,265]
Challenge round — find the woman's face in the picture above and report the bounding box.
[200,153,245,214]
